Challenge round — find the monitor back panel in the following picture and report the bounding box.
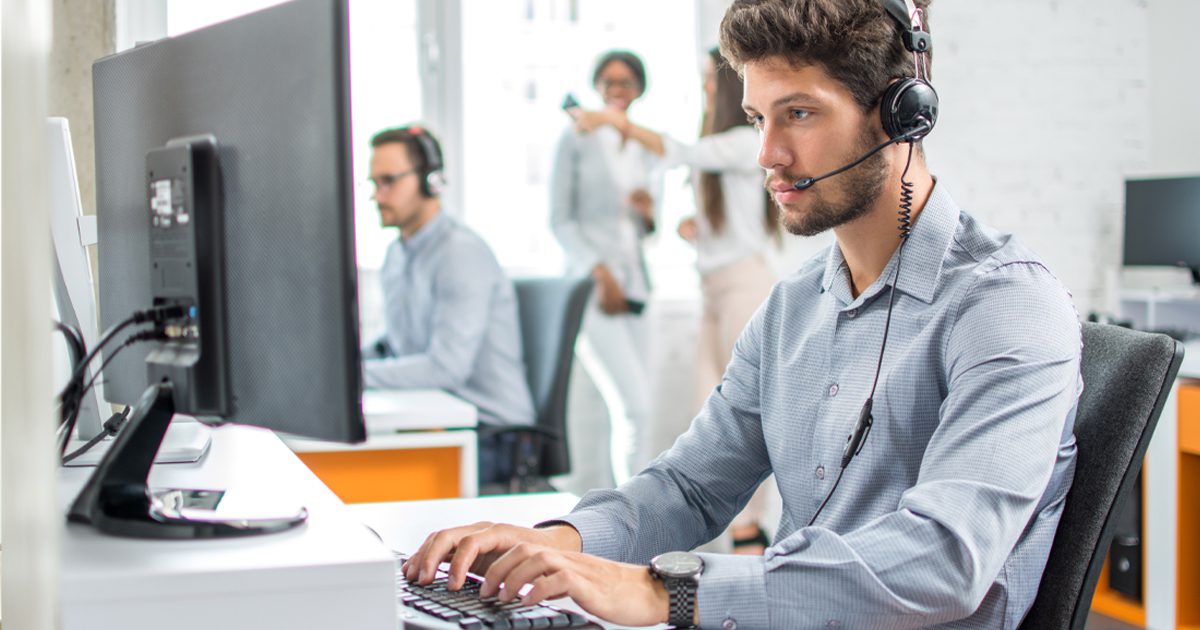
[94,0,364,442]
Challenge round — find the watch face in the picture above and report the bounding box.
[652,551,704,578]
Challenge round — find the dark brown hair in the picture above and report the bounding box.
[718,0,932,113]
[592,50,647,96]
[698,48,779,237]
[370,126,441,176]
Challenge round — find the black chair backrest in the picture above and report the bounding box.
[512,276,592,477]
[1020,323,1183,629]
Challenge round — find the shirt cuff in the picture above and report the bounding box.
[695,552,770,630]
[537,510,630,561]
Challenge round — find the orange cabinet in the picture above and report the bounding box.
[1091,381,1200,628]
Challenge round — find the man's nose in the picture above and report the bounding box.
[757,122,792,172]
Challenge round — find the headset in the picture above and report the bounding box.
[878,0,938,142]
[806,0,937,527]
[400,125,445,198]
[792,0,937,192]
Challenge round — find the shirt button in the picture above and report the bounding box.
[846,308,858,319]
[816,465,826,480]
[723,618,738,630]
[828,383,839,397]
[826,620,842,628]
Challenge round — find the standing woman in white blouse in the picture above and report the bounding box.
[578,48,780,552]
[550,50,661,486]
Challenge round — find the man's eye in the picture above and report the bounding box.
[790,109,810,120]
[747,114,763,128]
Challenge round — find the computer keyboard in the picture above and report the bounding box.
[395,552,600,629]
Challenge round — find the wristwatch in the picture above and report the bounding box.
[649,551,704,628]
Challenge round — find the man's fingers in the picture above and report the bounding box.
[498,549,566,601]
[520,570,574,606]
[480,542,539,598]
[446,531,504,590]
[412,522,492,584]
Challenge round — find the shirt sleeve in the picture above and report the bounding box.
[553,294,775,559]
[661,127,760,173]
[549,128,601,272]
[362,240,498,390]
[559,262,1083,629]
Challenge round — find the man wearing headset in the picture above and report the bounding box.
[361,126,535,485]
[403,1,1082,627]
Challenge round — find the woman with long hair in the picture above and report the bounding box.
[578,47,780,553]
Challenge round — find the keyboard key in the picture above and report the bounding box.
[459,619,483,630]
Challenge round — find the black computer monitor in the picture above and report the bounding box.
[70,0,364,538]
[1123,175,1200,284]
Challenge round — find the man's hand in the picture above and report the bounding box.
[402,522,582,591]
[592,264,629,315]
[481,543,670,628]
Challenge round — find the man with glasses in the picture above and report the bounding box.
[362,126,535,485]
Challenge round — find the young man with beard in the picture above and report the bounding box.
[401,2,1082,627]
[361,126,535,485]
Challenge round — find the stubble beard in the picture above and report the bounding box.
[775,125,890,237]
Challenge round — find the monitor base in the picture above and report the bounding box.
[67,381,307,539]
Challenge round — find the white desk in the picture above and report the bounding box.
[285,389,480,500]
[362,388,477,433]
[60,425,396,630]
[351,493,581,553]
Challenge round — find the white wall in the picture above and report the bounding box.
[929,0,1151,317]
[1148,0,1200,175]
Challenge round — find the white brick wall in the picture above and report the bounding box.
[927,0,1150,317]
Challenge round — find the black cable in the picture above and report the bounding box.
[60,328,166,453]
[60,304,186,405]
[808,142,917,528]
[57,319,175,457]
[62,406,132,465]
[53,319,88,375]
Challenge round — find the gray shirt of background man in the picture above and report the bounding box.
[553,182,1083,629]
[363,212,535,427]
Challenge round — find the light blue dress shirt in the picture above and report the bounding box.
[556,182,1082,629]
[363,213,535,427]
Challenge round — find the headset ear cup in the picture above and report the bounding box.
[423,171,445,198]
[880,78,939,140]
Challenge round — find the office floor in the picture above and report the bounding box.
[1087,612,1140,629]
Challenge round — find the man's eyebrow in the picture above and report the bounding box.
[744,91,823,113]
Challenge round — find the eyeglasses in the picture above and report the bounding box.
[367,170,418,192]
[598,78,638,92]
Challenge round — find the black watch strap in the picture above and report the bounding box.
[665,577,698,628]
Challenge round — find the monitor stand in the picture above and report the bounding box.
[67,381,308,539]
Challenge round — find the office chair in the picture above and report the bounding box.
[480,275,592,494]
[1019,323,1183,629]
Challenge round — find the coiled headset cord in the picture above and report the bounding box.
[808,142,916,527]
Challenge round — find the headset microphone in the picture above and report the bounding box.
[792,120,930,191]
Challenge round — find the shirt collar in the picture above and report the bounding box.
[401,211,452,256]
[820,180,959,307]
